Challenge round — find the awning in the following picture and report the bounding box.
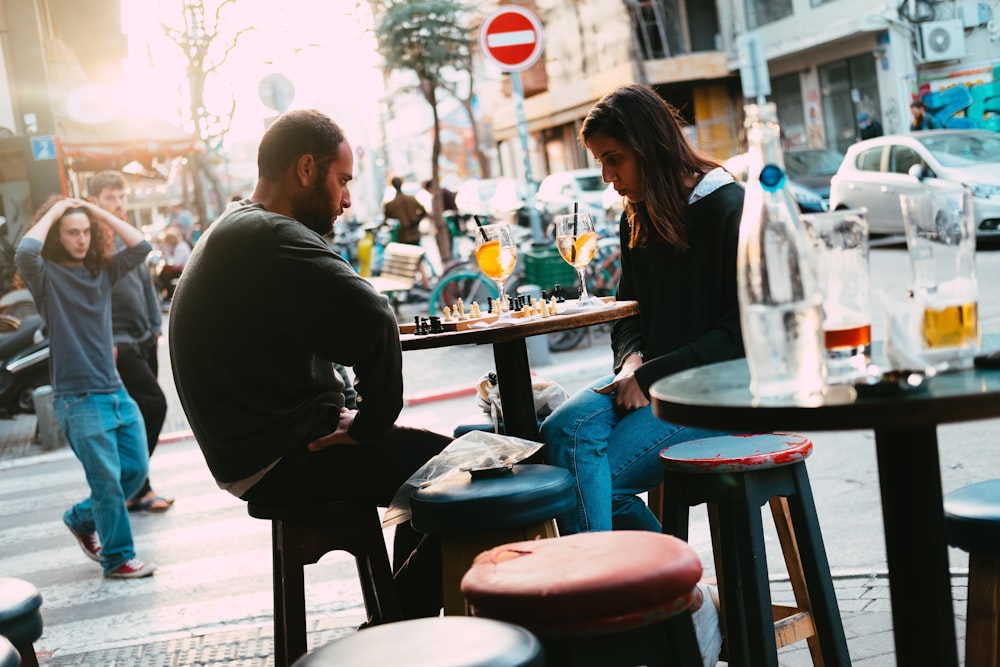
[56,114,202,171]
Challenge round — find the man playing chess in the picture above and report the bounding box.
[168,109,451,619]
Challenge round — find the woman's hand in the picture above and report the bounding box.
[307,408,361,451]
[593,353,648,413]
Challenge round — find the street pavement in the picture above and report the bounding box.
[0,292,987,666]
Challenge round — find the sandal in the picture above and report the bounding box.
[128,493,175,513]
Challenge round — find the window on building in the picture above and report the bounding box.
[746,0,793,28]
[769,74,806,148]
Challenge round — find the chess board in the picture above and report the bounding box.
[399,313,500,334]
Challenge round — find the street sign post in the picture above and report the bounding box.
[479,5,544,72]
[480,6,546,243]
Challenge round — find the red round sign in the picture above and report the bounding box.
[479,6,544,72]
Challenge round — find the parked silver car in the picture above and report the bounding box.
[829,130,1000,236]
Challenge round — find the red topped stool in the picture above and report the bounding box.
[290,616,545,666]
[659,433,850,667]
[943,478,1000,667]
[410,463,575,615]
[461,530,705,667]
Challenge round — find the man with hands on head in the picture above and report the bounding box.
[15,195,157,579]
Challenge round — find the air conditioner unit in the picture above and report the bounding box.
[920,19,966,62]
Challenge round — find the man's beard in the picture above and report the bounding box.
[295,177,336,236]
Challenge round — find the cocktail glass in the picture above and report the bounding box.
[474,222,518,317]
[554,210,600,307]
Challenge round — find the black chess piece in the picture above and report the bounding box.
[553,283,566,303]
[487,296,493,314]
[429,316,444,334]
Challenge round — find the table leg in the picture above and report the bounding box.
[874,426,958,666]
[492,339,540,441]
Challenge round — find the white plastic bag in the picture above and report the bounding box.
[382,430,544,528]
[474,372,569,433]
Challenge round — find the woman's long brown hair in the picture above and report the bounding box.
[34,195,114,277]
[579,84,721,250]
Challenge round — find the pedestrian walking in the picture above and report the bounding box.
[15,195,157,579]
[88,171,174,513]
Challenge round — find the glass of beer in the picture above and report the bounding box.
[554,210,600,307]
[802,208,872,384]
[474,222,518,317]
[900,187,980,370]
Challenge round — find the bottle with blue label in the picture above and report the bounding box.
[736,103,826,403]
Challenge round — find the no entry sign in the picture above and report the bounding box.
[479,6,544,72]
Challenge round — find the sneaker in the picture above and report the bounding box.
[66,524,102,563]
[692,583,722,667]
[106,558,157,579]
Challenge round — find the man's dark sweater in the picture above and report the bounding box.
[612,181,746,393]
[168,202,403,485]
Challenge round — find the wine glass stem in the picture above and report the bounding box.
[577,269,590,301]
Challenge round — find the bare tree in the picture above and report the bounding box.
[158,0,252,229]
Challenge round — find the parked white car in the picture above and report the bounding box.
[535,168,607,225]
[829,130,1000,237]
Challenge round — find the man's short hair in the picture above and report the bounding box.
[911,100,927,110]
[257,109,345,182]
[391,176,403,190]
[87,171,126,197]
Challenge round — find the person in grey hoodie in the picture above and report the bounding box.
[88,171,172,513]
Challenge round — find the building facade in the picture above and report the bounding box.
[481,0,998,182]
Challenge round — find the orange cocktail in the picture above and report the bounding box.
[475,239,517,282]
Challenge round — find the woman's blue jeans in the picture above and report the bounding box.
[57,388,149,575]
[540,374,730,534]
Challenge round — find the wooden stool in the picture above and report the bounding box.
[944,478,1000,667]
[290,616,545,666]
[659,433,850,667]
[461,530,704,667]
[0,636,19,667]
[0,578,42,667]
[247,501,402,667]
[409,463,575,615]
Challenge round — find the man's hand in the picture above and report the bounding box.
[307,408,361,451]
[593,353,648,414]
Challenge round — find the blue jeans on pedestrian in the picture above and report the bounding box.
[540,374,731,534]
[57,388,148,575]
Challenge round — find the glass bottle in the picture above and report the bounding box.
[736,103,826,403]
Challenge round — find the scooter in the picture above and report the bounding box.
[0,314,50,417]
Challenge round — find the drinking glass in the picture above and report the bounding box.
[554,211,600,307]
[474,222,518,317]
[899,187,980,370]
[801,208,872,384]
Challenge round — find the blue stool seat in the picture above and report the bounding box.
[944,479,1000,667]
[0,578,42,667]
[461,531,704,667]
[944,479,1000,556]
[659,433,850,667]
[291,616,544,666]
[410,464,575,615]
[0,636,19,667]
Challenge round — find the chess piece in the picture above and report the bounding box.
[429,316,444,334]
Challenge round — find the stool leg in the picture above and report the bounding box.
[355,510,402,624]
[14,645,39,667]
[965,552,1000,667]
[274,521,308,667]
[786,466,851,666]
[729,482,780,667]
[770,496,825,663]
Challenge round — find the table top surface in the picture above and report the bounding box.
[399,299,639,351]
[650,334,1000,432]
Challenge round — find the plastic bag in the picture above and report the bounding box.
[382,430,544,528]
[474,372,569,433]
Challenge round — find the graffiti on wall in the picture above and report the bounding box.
[916,64,1000,132]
